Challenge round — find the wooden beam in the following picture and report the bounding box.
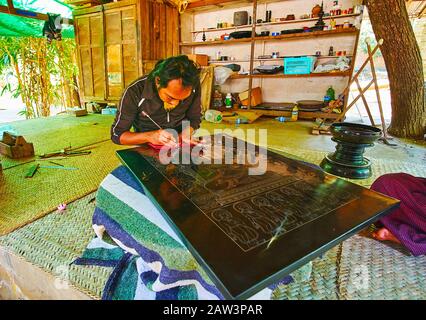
[247,0,257,109]
[7,0,14,10]
[187,0,238,9]
[0,5,74,25]
[418,2,426,16]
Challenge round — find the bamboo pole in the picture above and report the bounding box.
[354,77,375,126]
[367,40,392,142]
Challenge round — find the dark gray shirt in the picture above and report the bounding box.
[111,76,202,145]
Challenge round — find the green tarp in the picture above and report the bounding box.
[0,0,74,38]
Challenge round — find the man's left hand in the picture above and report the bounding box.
[179,127,200,146]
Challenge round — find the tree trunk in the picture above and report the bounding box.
[366,0,425,139]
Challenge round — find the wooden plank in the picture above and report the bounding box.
[174,8,180,55]
[170,6,177,56]
[187,0,237,9]
[180,28,359,46]
[139,0,150,61]
[166,6,174,57]
[247,0,258,109]
[66,0,101,5]
[153,2,160,59]
[160,3,166,58]
[0,5,74,24]
[230,71,351,79]
[254,109,341,119]
[191,14,361,33]
[135,0,143,76]
[119,9,125,93]
[73,0,136,16]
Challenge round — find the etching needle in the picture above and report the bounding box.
[141,110,176,145]
[141,110,163,130]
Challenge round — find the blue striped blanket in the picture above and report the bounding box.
[75,166,308,300]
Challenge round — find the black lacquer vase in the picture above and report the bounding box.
[320,123,382,179]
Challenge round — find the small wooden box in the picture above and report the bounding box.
[186,54,209,66]
[0,132,34,159]
[239,87,263,107]
[67,107,88,117]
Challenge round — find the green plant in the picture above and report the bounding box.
[0,36,79,119]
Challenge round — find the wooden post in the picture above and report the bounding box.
[367,40,392,142]
[334,79,374,122]
[247,0,258,110]
[354,77,375,126]
[331,40,383,124]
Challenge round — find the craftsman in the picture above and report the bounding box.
[111,55,201,147]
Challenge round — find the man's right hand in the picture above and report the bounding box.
[148,130,178,147]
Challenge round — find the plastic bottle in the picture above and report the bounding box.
[204,110,223,123]
[327,86,336,101]
[275,116,286,122]
[225,93,232,108]
[291,105,299,121]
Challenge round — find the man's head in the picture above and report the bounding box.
[149,55,200,107]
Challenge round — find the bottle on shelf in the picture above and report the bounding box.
[327,86,336,101]
[225,93,232,108]
[291,105,299,121]
[330,18,336,30]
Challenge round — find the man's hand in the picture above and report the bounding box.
[179,126,201,146]
[148,130,178,147]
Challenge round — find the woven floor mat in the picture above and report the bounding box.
[0,142,424,299]
[338,234,426,300]
[272,245,341,300]
[0,114,115,169]
[0,193,111,299]
[268,145,426,188]
[0,140,127,235]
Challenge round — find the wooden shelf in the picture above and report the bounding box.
[229,71,351,79]
[191,13,361,34]
[209,55,353,64]
[181,28,358,46]
[252,109,341,119]
[211,105,341,120]
[187,0,286,12]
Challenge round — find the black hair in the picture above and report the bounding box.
[148,55,200,89]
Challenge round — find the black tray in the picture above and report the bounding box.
[281,29,304,35]
[230,31,252,39]
[116,135,399,299]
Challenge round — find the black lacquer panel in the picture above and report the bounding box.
[116,134,399,299]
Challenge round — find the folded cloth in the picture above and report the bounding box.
[74,166,295,300]
[371,173,426,256]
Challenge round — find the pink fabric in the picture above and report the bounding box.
[371,173,426,256]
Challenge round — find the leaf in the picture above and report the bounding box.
[0,83,10,96]
[12,89,21,99]
[17,109,27,117]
